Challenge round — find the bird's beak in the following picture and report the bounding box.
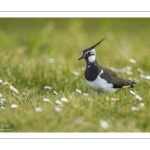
[78,55,84,60]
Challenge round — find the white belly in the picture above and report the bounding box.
[85,75,119,93]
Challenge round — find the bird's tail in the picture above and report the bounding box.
[122,79,136,88]
[130,80,136,88]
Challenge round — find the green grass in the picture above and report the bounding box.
[0,18,150,132]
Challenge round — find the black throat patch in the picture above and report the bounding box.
[85,61,102,81]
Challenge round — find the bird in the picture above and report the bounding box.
[78,37,136,93]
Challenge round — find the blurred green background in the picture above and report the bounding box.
[0,18,150,132]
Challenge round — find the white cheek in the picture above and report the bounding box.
[90,48,96,53]
[88,55,96,62]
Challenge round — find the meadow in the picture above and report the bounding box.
[0,18,150,132]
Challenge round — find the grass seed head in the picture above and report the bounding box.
[135,95,143,101]
[131,107,139,111]
[137,68,143,74]
[54,91,58,95]
[130,90,136,96]
[56,100,62,105]
[35,107,43,112]
[10,104,18,109]
[3,82,10,86]
[44,86,52,90]
[9,85,19,94]
[54,106,61,112]
[100,120,109,129]
[72,71,80,76]
[43,98,50,102]
[129,58,136,64]
[140,103,144,107]
[110,97,119,102]
[76,89,82,94]
[140,75,150,80]
[81,67,86,71]
[60,97,68,102]
[83,93,89,97]
[48,58,55,63]
[1,106,5,110]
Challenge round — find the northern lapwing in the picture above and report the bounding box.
[78,37,136,93]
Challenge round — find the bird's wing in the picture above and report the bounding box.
[100,67,136,88]
[100,68,134,89]
[100,67,122,88]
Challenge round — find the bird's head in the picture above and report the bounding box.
[78,37,105,63]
